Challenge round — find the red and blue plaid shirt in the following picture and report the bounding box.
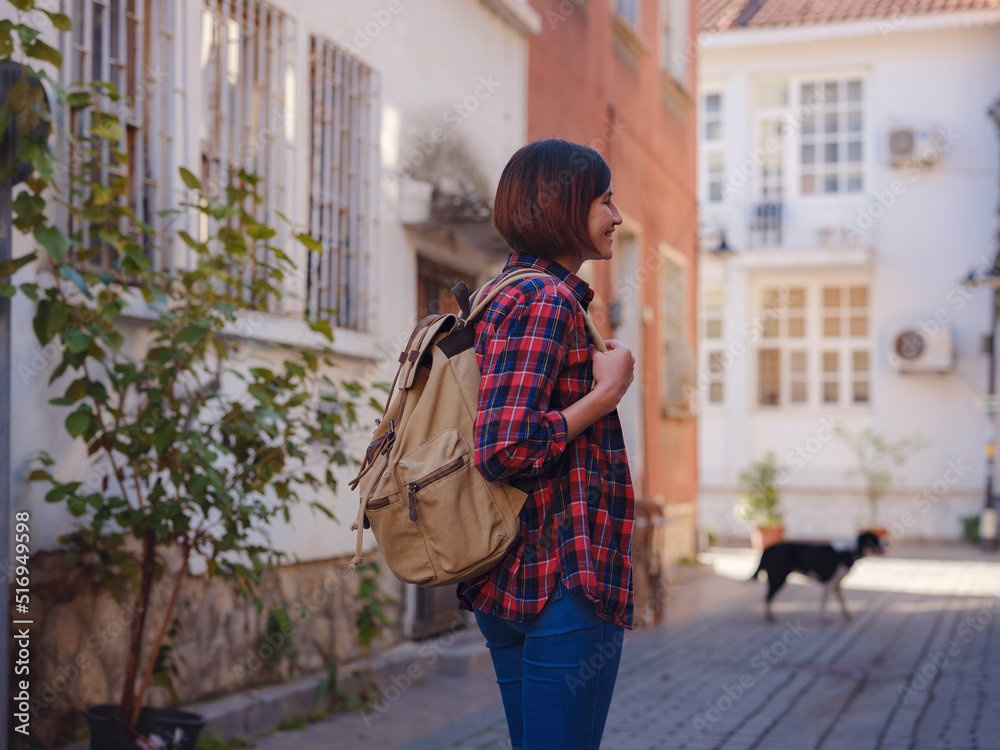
[457,253,635,628]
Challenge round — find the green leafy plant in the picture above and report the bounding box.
[354,562,395,651]
[734,452,784,530]
[2,2,366,735]
[834,425,930,528]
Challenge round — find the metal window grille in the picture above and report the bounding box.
[60,0,175,270]
[307,36,379,331]
[200,0,297,312]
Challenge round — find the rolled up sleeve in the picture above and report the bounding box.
[474,293,573,482]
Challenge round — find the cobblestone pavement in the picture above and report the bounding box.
[256,545,1000,750]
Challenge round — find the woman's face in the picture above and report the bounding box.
[586,184,623,262]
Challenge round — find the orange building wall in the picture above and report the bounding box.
[527,0,699,561]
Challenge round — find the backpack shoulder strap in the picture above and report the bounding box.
[468,269,607,353]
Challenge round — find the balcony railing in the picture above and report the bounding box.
[749,202,783,249]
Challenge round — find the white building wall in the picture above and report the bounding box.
[696,19,1000,542]
[6,0,537,561]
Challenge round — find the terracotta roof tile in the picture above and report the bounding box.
[699,0,1000,31]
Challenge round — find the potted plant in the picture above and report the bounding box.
[833,425,930,537]
[735,452,785,550]
[2,25,363,747]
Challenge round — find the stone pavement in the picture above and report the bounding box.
[253,544,1000,750]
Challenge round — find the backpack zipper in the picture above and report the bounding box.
[407,455,467,521]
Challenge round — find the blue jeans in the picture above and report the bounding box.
[474,580,625,750]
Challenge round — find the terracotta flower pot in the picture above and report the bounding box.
[751,526,784,552]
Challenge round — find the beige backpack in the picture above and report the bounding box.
[348,268,605,586]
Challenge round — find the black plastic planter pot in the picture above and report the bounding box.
[82,705,205,750]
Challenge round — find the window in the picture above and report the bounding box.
[800,78,863,195]
[704,287,723,339]
[62,0,175,269]
[702,92,724,203]
[757,286,806,407]
[703,288,724,405]
[200,0,296,307]
[755,281,871,407]
[662,254,694,413]
[307,37,379,331]
[822,285,868,338]
[707,351,725,404]
[616,0,640,26]
[750,81,787,247]
[659,0,689,84]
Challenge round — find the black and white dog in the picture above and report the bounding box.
[750,532,885,622]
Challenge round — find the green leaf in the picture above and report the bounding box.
[43,11,72,31]
[9,0,33,11]
[0,282,15,298]
[19,282,39,301]
[247,223,276,241]
[64,329,89,353]
[45,482,82,504]
[34,224,69,260]
[33,298,53,344]
[0,26,13,57]
[308,318,334,342]
[175,324,208,345]
[296,233,323,253]
[24,39,61,68]
[179,167,201,190]
[66,91,90,109]
[0,250,38,277]
[65,408,92,438]
[59,265,90,296]
[28,469,50,482]
[91,112,121,142]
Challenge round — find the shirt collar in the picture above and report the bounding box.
[503,253,595,309]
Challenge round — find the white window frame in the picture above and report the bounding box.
[795,75,866,197]
[699,87,725,205]
[307,36,380,332]
[200,0,298,312]
[701,285,725,406]
[753,277,872,410]
[60,0,176,271]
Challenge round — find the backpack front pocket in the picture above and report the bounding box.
[397,429,510,575]
[366,490,436,585]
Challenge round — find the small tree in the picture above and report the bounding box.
[735,452,784,530]
[834,425,930,528]
[2,12,368,735]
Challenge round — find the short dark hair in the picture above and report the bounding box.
[492,139,611,260]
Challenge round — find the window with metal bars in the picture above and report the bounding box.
[199,0,297,310]
[61,0,175,270]
[306,36,379,332]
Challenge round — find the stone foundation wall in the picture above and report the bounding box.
[8,548,404,748]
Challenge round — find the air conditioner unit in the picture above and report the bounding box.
[889,326,954,373]
[888,126,940,169]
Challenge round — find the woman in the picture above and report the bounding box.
[457,139,636,750]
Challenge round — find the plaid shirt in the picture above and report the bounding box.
[457,254,635,628]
